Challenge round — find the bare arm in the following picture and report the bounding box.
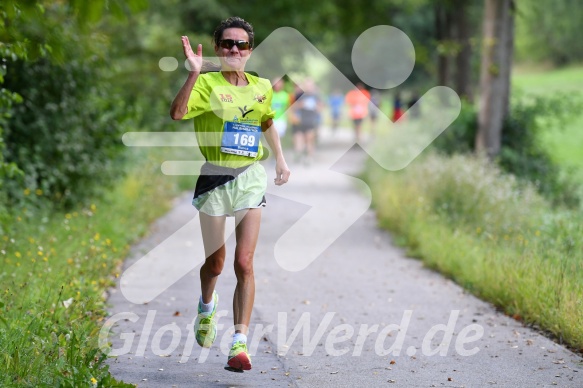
[170,37,202,120]
[262,119,290,185]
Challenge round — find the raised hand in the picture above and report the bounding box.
[182,36,202,73]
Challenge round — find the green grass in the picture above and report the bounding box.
[0,146,196,387]
[541,114,583,187]
[513,65,583,94]
[363,65,583,353]
[365,153,583,352]
[513,65,583,184]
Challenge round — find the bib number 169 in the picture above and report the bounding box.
[233,133,256,147]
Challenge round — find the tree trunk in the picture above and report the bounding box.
[501,1,515,119]
[475,0,515,158]
[453,0,473,102]
[435,1,451,88]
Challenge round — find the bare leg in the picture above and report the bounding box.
[293,131,305,159]
[232,208,262,335]
[305,129,316,158]
[354,122,362,143]
[199,212,227,304]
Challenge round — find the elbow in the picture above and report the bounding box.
[170,108,184,121]
[261,118,274,132]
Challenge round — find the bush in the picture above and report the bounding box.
[498,92,582,206]
[429,99,477,155]
[429,91,582,206]
[3,57,134,208]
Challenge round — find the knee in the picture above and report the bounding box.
[202,257,224,278]
[234,252,254,279]
[206,264,223,278]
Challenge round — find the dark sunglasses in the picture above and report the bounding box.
[218,39,251,50]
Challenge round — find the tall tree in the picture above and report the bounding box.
[452,0,474,101]
[434,0,479,103]
[435,0,453,89]
[475,0,515,158]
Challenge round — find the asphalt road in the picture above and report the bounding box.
[104,128,582,387]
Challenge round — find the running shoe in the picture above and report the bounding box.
[224,341,252,372]
[194,291,218,348]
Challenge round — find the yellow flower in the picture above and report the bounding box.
[90,377,97,384]
[94,233,100,241]
[23,188,31,196]
[28,237,35,244]
[65,213,72,219]
[15,252,21,258]
[90,204,97,212]
[535,230,541,237]
[35,189,43,196]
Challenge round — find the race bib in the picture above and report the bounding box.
[221,121,261,157]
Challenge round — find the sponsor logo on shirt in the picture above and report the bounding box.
[254,94,266,103]
[238,105,255,118]
[219,93,233,103]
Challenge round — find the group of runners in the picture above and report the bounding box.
[270,78,420,162]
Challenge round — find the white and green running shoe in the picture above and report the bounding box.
[224,341,252,372]
[194,291,218,348]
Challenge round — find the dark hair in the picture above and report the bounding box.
[213,16,254,48]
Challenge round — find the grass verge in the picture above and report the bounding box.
[513,65,583,186]
[364,152,583,352]
[0,146,196,387]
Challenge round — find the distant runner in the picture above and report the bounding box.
[345,82,371,142]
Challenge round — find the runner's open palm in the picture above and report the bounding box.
[182,36,202,73]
